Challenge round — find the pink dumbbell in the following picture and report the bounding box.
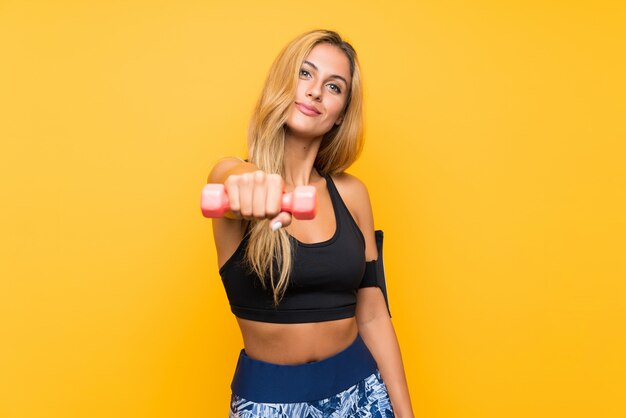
[201,184,317,220]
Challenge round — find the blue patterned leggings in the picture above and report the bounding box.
[229,369,393,417]
[228,334,394,417]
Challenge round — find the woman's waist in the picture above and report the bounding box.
[230,329,378,403]
[236,316,358,365]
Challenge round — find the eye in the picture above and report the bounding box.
[328,84,341,94]
[299,69,311,78]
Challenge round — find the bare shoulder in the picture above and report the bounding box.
[330,172,370,199]
[329,172,372,229]
[207,156,249,183]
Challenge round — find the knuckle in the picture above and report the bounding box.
[240,173,252,184]
[268,173,283,187]
[253,170,265,183]
[224,175,237,187]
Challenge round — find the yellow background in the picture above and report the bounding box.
[1,1,625,417]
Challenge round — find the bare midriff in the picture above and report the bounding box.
[236,316,358,365]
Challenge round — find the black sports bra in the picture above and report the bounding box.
[218,174,391,323]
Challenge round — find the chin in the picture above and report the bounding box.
[285,124,321,140]
[287,122,334,139]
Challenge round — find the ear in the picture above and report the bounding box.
[335,114,344,125]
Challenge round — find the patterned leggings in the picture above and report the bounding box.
[227,334,394,418]
[229,369,394,417]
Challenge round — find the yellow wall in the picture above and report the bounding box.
[2,1,625,417]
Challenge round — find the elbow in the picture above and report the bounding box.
[356,304,391,329]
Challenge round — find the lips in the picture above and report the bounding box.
[295,102,321,116]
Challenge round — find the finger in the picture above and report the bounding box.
[238,172,253,219]
[252,170,267,218]
[269,211,293,231]
[265,174,284,218]
[224,176,241,215]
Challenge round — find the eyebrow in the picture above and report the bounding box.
[303,60,349,87]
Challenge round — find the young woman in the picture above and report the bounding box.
[208,29,414,418]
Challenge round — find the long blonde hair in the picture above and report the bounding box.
[244,29,364,306]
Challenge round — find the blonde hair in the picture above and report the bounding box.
[244,29,364,306]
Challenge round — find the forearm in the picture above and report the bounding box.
[358,316,414,418]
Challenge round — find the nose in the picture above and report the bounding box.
[306,84,321,101]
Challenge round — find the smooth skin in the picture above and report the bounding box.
[209,43,414,417]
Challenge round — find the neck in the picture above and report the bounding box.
[283,130,324,187]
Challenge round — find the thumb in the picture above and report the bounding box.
[269,212,293,231]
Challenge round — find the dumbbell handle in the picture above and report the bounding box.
[201,184,316,220]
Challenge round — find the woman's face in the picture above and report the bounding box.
[285,43,352,141]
